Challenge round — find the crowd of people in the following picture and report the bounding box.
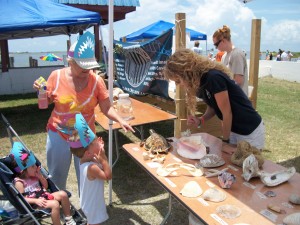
[264,49,293,61]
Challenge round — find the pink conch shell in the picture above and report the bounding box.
[177,136,207,159]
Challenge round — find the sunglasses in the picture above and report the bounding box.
[214,39,222,48]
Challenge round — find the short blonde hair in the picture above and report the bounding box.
[70,147,87,158]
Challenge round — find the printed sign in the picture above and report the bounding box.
[114,29,173,99]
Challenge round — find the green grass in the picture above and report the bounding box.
[0,77,299,224]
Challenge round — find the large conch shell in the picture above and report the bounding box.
[242,155,296,186]
[260,167,296,187]
[283,212,300,225]
[202,187,227,202]
[156,163,203,177]
[231,141,264,168]
[180,181,203,198]
[242,154,261,181]
[177,136,207,159]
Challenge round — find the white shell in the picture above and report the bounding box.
[260,167,296,187]
[283,212,300,225]
[180,181,203,198]
[242,154,260,181]
[202,188,226,202]
[197,154,225,168]
[177,136,207,159]
[289,194,300,205]
[216,204,241,219]
[156,163,203,177]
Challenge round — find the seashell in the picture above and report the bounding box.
[177,136,207,159]
[205,168,229,178]
[218,171,236,189]
[156,163,180,177]
[267,204,281,213]
[180,181,203,198]
[242,154,261,181]
[156,163,203,177]
[181,129,191,137]
[283,212,300,225]
[202,187,226,202]
[231,141,264,168]
[216,204,241,219]
[196,154,225,168]
[260,167,296,187]
[289,193,300,205]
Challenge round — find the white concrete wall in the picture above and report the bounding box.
[0,66,63,95]
[254,60,300,82]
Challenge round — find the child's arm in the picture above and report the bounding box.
[36,166,48,189]
[88,148,112,181]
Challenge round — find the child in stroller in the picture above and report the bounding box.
[10,141,76,225]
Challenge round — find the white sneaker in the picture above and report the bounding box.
[65,216,76,225]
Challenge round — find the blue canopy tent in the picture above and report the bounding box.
[121,20,207,53]
[0,0,101,40]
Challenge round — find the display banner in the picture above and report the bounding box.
[114,29,173,99]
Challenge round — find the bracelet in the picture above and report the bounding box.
[197,117,204,128]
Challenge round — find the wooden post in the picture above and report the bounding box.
[249,19,261,109]
[174,13,187,138]
[0,40,9,72]
[94,25,100,62]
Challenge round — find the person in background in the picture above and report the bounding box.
[208,52,215,61]
[163,49,265,150]
[70,114,111,225]
[33,31,134,192]
[213,25,248,96]
[215,51,225,62]
[281,50,288,61]
[269,52,273,61]
[287,51,293,61]
[192,41,203,55]
[265,50,269,60]
[11,142,76,225]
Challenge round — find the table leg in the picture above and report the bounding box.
[112,130,119,168]
[160,193,172,225]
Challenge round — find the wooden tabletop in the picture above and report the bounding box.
[122,133,300,225]
[94,98,177,130]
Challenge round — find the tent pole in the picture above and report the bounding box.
[108,0,114,205]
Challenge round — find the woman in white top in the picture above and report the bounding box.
[213,25,248,96]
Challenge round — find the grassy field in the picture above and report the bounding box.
[0,76,299,224]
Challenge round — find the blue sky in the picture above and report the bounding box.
[9,0,300,53]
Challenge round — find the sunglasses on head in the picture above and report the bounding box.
[214,39,222,48]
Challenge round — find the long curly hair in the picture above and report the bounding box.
[163,48,233,114]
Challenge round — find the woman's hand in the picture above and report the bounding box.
[187,115,200,127]
[118,119,134,133]
[33,79,41,91]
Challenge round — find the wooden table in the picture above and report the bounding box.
[122,133,300,225]
[94,98,177,167]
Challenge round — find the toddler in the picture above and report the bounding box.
[11,142,76,225]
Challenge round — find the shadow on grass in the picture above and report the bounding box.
[279,156,300,173]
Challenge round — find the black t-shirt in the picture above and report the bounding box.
[197,69,261,135]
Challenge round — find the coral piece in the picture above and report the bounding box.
[231,141,264,168]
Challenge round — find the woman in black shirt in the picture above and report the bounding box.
[163,49,265,149]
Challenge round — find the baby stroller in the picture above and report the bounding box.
[0,113,87,225]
